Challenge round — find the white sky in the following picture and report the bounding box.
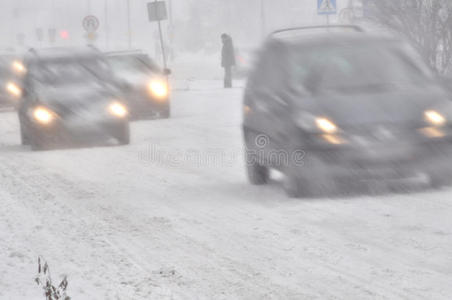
[0,0,349,53]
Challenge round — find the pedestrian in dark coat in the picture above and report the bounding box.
[221,33,236,88]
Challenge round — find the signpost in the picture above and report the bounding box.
[83,15,100,43]
[147,1,168,69]
[317,0,337,25]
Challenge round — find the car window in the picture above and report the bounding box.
[29,59,108,85]
[249,44,287,92]
[108,56,160,74]
[291,42,434,93]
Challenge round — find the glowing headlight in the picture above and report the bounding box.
[33,107,55,124]
[424,110,446,126]
[321,134,346,145]
[12,60,26,74]
[6,82,22,97]
[148,79,168,99]
[316,117,338,134]
[108,102,128,118]
[419,127,445,138]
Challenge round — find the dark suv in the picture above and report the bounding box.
[18,47,130,151]
[106,50,170,120]
[243,26,452,197]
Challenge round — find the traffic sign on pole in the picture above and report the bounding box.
[147,1,168,22]
[318,0,337,15]
[147,1,169,69]
[83,15,100,33]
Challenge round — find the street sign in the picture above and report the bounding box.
[83,15,100,33]
[318,0,337,15]
[147,1,168,22]
[147,1,169,68]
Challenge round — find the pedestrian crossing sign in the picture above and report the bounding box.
[318,0,337,15]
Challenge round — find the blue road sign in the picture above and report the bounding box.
[318,0,337,15]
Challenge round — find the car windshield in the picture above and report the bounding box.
[30,59,108,86]
[108,56,159,74]
[292,42,434,92]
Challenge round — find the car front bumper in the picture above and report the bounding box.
[32,118,127,143]
[125,90,170,119]
[301,138,452,183]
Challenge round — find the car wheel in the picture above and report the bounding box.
[30,133,47,151]
[116,122,130,145]
[160,108,170,119]
[283,169,309,198]
[430,172,452,189]
[283,157,336,198]
[246,153,269,185]
[20,122,30,146]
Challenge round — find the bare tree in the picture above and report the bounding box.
[365,0,452,74]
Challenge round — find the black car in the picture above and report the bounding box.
[106,50,170,120]
[243,25,452,197]
[18,47,130,151]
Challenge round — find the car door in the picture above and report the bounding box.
[244,43,293,167]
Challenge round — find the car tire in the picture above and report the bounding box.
[246,153,269,185]
[30,133,47,152]
[283,156,336,198]
[20,122,30,146]
[283,169,309,198]
[430,172,452,189]
[244,129,269,185]
[116,122,130,145]
[160,108,170,119]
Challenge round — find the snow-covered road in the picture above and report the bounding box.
[1,83,452,299]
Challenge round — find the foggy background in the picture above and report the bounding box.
[0,0,350,57]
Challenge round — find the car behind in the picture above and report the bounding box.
[18,47,130,151]
[106,50,170,120]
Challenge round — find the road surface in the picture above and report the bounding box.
[0,82,451,299]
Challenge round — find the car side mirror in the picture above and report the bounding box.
[163,68,172,76]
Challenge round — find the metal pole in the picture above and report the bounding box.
[157,20,167,69]
[104,0,109,50]
[168,0,174,60]
[127,0,132,49]
[260,0,266,38]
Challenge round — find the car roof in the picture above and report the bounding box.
[267,26,401,49]
[24,47,104,63]
[105,50,148,58]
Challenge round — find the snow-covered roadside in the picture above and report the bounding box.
[0,84,452,299]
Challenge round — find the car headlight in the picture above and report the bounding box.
[33,107,55,125]
[316,117,338,134]
[424,110,446,126]
[11,60,26,74]
[108,102,128,118]
[6,82,22,97]
[148,79,168,99]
